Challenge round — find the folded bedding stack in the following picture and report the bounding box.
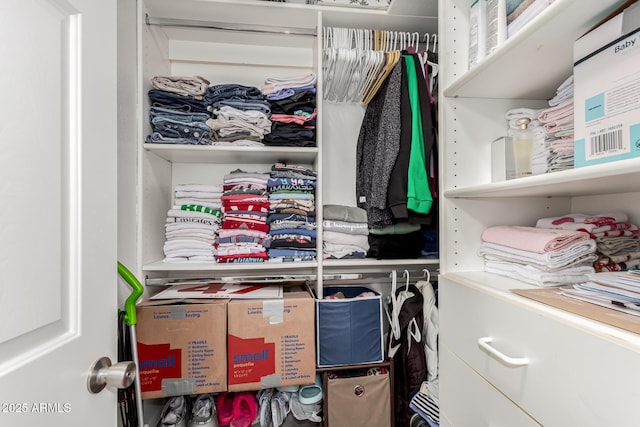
[204,83,272,146]
[479,225,597,286]
[504,75,575,176]
[146,75,212,145]
[537,75,575,173]
[262,73,317,147]
[266,163,317,262]
[322,204,369,259]
[536,212,640,272]
[216,169,271,263]
[162,184,223,263]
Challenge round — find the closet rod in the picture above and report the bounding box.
[145,14,317,37]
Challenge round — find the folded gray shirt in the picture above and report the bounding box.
[323,204,367,223]
[322,220,369,235]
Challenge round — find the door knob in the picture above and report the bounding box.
[87,356,136,393]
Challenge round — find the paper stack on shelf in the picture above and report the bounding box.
[559,271,640,317]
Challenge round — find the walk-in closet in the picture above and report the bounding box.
[119,0,441,426]
[6,0,640,425]
[119,0,640,425]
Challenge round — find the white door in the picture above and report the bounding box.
[0,0,119,426]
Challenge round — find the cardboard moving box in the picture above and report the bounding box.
[227,289,315,392]
[136,299,228,399]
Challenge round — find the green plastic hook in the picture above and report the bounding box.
[117,261,144,326]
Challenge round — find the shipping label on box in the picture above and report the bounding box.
[136,299,228,399]
[574,28,640,168]
[227,291,315,392]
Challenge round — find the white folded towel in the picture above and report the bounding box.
[478,239,596,270]
[484,259,594,287]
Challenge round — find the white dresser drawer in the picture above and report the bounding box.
[440,346,541,427]
[440,275,640,427]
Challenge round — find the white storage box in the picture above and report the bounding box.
[573,2,640,168]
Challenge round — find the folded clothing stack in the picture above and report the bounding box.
[538,76,575,173]
[262,73,317,147]
[162,184,223,263]
[216,169,270,263]
[146,75,212,145]
[479,224,597,286]
[536,212,640,272]
[204,83,271,146]
[322,204,369,259]
[267,163,317,262]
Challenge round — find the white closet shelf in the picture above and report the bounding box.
[442,0,622,99]
[145,0,318,32]
[322,259,440,282]
[143,258,439,276]
[323,258,439,270]
[442,271,640,350]
[444,157,640,198]
[144,144,318,164]
[144,0,438,37]
[146,15,316,37]
[143,260,318,273]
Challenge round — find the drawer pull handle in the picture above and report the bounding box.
[477,337,529,367]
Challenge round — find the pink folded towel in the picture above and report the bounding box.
[537,99,573,123]
[481,225,590,253]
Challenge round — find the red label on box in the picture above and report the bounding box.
[137,342,182,392]
[228,335,275,385]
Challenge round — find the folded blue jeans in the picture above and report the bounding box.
[205,83,263,102]
[148,89,208,113]
[150,106,209,123]
[152,117,211,140]
[210,99,271,115]
[146,131,211,145]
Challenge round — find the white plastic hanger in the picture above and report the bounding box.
[412,32,420,51]
[402,270,422,356]
[384,270,401,358]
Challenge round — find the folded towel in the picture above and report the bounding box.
[481,225,590,253]
[323,204,368,223]
[484,259,594,287]
[536,212,628,228]
[478,240,597,270]
[596,236,640,256]
[537,99,573,123]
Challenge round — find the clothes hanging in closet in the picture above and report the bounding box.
[386,274,428,427]
[356,50,439,228]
